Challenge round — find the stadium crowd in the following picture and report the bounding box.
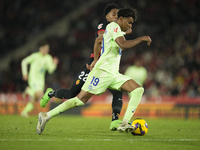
[0,0,199,97]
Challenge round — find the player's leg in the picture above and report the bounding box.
[21,101,34,117]
[48,90,93,118]
[37,90,93,135]
[40,58,93,108]
[53,57,93,99]
[108,89,123,121]
[35,91,44,101]
[22,82,44,117]
[22,86,30,99]
[108,89,123,131]
[120,79,144,129]
[21,85,35,117]
[37,68,109,135]
[109,74,143,132]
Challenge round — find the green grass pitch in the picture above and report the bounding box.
[0,115,199,150]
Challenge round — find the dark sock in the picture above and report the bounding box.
[48,90,55,98]
[54,88,80,99]
[109,90,123,122]
[112,111,120,121]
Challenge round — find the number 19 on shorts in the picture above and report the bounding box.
[90,76,100,86]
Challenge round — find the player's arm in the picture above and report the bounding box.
[95,29,105,62]
[122,28,132,35]
[93,35,103,62]
[87,35,103,71]
[21,54,34,81]
[47,56,59,74]
[98,30,105,36]
[115,36,152,50]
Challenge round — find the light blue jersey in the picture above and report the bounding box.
[82,22,131,95]
[21,52,57,92]
[94,22,124,74]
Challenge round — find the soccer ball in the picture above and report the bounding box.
[131,118,148,136]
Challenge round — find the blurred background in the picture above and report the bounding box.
[0,0,200,118]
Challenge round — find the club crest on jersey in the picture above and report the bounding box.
[98,23,103,29]
[114,27,118,33]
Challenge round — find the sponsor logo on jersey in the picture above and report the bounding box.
[76,79,80,85]
[114,27,118,33]
[98,23,103,29]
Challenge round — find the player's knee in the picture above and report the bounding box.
[73,97,84,106]
[130,87,144,95]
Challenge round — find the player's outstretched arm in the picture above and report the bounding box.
[115,36,152,50]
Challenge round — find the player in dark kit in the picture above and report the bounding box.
[40,3,131,131]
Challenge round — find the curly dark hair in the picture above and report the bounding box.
[104,3,119,16]
[118,6,137,22]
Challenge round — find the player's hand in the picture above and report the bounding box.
[86,60,97,71]
[125,28,132,35]
[23,75,28,81]
[53,57,59,65]
[142,36,152,46]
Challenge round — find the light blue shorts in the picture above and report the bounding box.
[82,68,131,95]
[28,80,45,93]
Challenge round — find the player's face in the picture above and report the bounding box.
[121,17,134,32]
[40,44,50,56]
[106,9,118,22]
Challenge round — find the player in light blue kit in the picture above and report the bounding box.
[21,41,58,117]
[36,6,151,134]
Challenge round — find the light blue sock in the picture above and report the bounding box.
[123,87,144,124]
[49,97,84,118]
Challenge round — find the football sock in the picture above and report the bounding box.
[49,97,84,118]
[112,111,120,121]
[22,102,34,114]
[122,87,144,124]
[109,89,123,121]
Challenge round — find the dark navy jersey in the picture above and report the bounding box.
[95,19,110,38]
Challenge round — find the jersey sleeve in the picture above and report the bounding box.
[96,19,109,36]
[109,23,124,40]
[21,53,36,76]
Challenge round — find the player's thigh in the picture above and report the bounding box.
[82,69,113,95]
[77,90,94,103]
[121,79,141,93]
[109,73,131,92]
[108,89,122,99]
[29,81,44,95]
[35,91,44,101]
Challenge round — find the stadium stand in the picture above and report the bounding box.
[0,0,199,97]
